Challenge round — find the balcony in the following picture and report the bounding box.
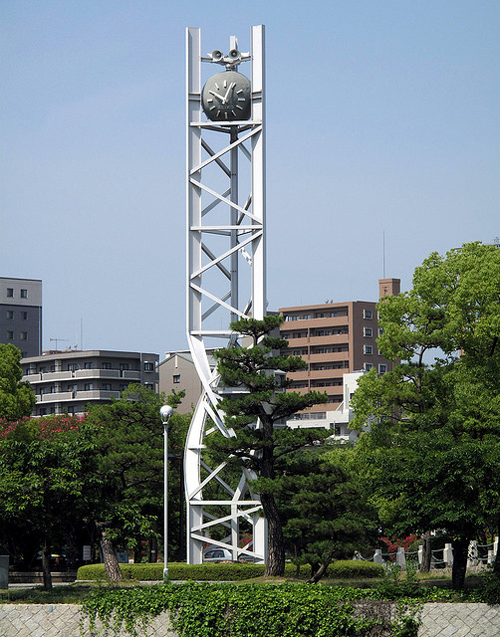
[36,390,121,404]
[73,369,141,381]
[23,371,73,384]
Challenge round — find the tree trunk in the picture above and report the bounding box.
[41,540,52,591]
[149,537,158,563]
[260,492,285,576]
[493,517,500,577]
[420,531,432,573]
[451,537,469,590]
[97,523,122,582]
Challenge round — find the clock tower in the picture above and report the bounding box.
[185,27,267,565]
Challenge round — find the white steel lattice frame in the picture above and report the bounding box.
[184,26,267,564]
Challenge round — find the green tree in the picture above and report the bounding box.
[85,384,189,581]
[207,315,329,576]
[0,344,35,419]
[351,242,500,589]
[0,415,98,589]
[280,447,378,583]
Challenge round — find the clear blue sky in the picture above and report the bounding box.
[2,1,499,356]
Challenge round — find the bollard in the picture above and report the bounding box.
[0,555,9,590]
[396,546,406,570]
[443,543,453,567]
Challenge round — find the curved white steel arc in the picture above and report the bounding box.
[185,26,267,565]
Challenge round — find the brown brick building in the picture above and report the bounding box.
[279,278,400,416]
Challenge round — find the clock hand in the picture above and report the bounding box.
[208,90,225,101]
[222,82,236,104]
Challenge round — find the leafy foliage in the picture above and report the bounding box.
[0,343,35,420]
[0,414,99,588]
[279,447,379,583]
[85,385,190,563]
[81,582,391,637]
[351,242,500,589]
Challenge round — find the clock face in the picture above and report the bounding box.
[201,71,251,122]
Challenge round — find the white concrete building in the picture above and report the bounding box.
[286,370,366,441]
[21,349,159,416]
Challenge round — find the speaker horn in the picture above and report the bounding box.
[211,50,223,62]
[228,49,241,62]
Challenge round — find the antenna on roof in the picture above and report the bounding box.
[49,338,68,351]
[383,230,386,278]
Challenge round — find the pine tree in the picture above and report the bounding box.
[207,315,329,576]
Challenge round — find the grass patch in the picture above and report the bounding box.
[0,584,97,604]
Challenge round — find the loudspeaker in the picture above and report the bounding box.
[228,49,241,62]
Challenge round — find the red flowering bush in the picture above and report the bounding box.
[379,535,417,561]
[0,414,86,440]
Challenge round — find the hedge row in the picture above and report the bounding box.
[77,560,383,582]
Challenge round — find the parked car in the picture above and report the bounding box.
[203,548,233,562]
[35,552,67,568]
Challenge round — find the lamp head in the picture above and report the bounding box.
[160,405,174,425]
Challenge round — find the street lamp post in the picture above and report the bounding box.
[160,404,174,582]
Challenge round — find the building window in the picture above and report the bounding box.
[21,311,28,320]
[102,362,112,369]
[20,289,28,298]
[120,363,130,371]
[102,383,111,391]
[84,383,94,391]
[364,363,373,371]
[6,310,13,319]
[68,363,78,371]
[20,332,27,340]
[364,345,373,355]
[363,327,373,337]
[144,383,154,390]
[379,364,388,374]
[84,362,93,369]
[7,331,14,340]
[7,288,14,297]
[173,374,181,384]
[363,309,373,319]
[143,362,154,372]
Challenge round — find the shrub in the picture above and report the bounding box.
[80,582,385,637]
[478,571,500,606]
[329,560,384,579]
[77,560,382,583]
[78,562,268,582]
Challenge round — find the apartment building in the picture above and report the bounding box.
[158,349,218,413]
[1,277,42,357]
[21,349,159,417]
[279,278,400,429]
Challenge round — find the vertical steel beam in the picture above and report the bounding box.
[251,25,266,320]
